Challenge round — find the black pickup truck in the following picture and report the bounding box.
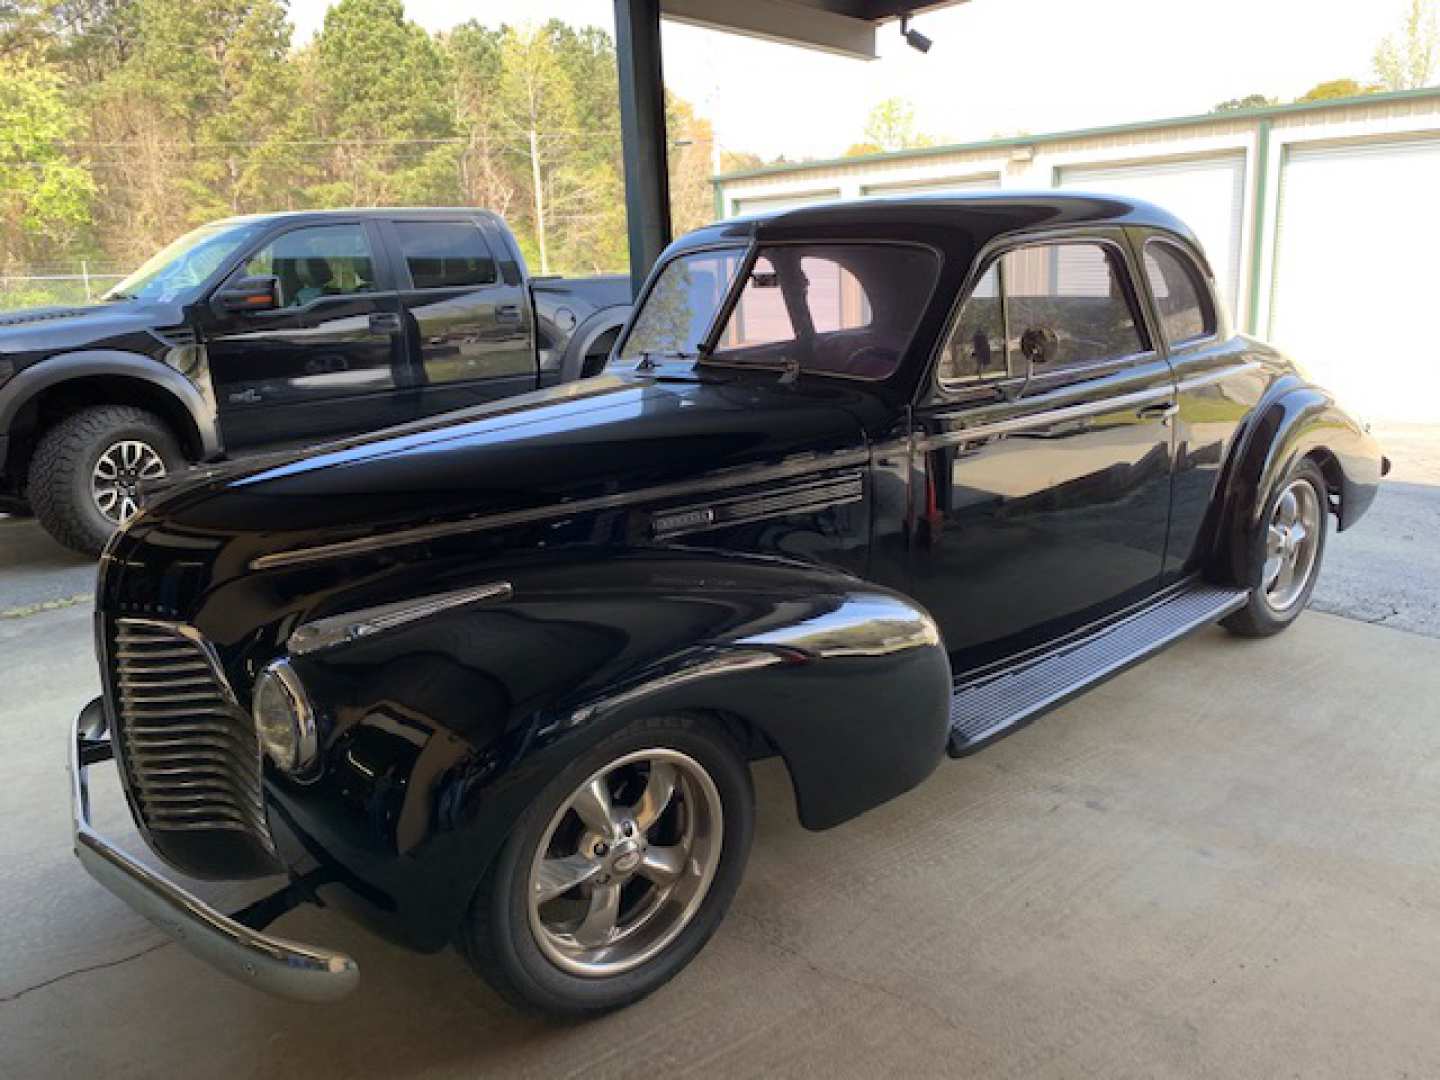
[0,208,630,554]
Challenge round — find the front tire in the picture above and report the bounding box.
[1222,458,1329,637]
[28,405,183,557]
[459,715,754,1017]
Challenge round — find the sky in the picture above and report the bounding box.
[289,0,1421,163]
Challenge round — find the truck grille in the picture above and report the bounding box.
[106,618,275,857]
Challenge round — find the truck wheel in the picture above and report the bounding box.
[459,714,754,1016]
[28,405,183,557]
[1222,457,1329,638]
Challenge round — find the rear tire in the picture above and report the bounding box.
[1221,458,1329,638]
[28,405,183,557]
[458,714,754,1017]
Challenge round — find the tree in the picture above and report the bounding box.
[862,97,929,152]
[1296,78,1377,102]
[0,54,97,268]
[301,0,460,208]
[1373,0,1439,91]
[1212,93,1276,112]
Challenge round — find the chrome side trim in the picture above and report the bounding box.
[920,361,1261,451]
[1175,360,1262,392]
[739,592,942,659]
[250,449,871,571]
[288,581,515,656]
[69,700,360,1003]
[652,471,864,539]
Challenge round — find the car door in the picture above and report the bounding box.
[205,220,412,452]
[1131,231,1262,584]
[908,231,1178,676]
[383,217,537,416]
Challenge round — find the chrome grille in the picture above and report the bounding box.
[108,618,273,850]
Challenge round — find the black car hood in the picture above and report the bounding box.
[109,370,874,596]
[0,299,185,356]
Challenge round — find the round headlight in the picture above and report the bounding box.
[252,659,317,774]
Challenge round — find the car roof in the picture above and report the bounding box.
[671,190,1206,265]
[211,207,506,227]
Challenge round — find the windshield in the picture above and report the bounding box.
[619,247,745,360]
[104,221,266,303]
[708,243,940,380]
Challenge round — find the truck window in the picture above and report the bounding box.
[244,224,376,308]
[395,221,498,289]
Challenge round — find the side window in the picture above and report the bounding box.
[394,221,497,290]
[941,240,1146,387]
[1002,242,1144,371]
[940,264,1006,382]
[1143,241,1215,346]
[243,224,376,308]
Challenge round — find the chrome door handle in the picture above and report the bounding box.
[496,304,522,324]
[1137,400,1179,423]
[369,312,402,333]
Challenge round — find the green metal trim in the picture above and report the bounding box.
[713,86,1440,183]
[1246,120,1272,335]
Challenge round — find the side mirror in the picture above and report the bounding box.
[214,275,279,313]
[1019,326,1058,366]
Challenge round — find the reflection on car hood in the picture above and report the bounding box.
[112,370,874,591]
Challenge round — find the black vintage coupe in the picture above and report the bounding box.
[70,193,1385,1016]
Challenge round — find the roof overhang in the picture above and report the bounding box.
[659,0,967,60]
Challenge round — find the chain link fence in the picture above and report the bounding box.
[1,264,129,310]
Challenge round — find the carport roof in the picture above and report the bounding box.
[660,0,967,59]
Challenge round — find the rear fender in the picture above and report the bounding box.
[1215,383,1383,580]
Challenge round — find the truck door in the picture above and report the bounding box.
[204,220,412,451]
[384,217,537,415]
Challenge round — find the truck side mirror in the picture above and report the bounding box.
[215,275,279,313]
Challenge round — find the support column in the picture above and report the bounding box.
[614,0,672,296]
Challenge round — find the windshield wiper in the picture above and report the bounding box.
[103,291,136,302]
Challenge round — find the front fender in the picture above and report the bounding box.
[262,552,950,950]
[0,349,220,458]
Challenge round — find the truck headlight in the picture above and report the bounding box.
[253,659,318,773]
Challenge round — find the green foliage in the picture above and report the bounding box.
[1212,93,1276,113]
[0,53,97,266]
[0,1,737,282]
[1373,0,1439,91]
[1296,78,1380,103]
[862,97,930,152]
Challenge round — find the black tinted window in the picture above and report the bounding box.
[396,221,497,289]
[711,243,939,380]
[943,241,1145,386]
[244,224,376,308]
[1143,241,1215,345]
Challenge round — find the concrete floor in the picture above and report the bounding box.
[4,603,1440,1078]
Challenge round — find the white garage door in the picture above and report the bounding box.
[860,173,1001,197]
[1057,155,1247,317]
[1270,137,1440,422]
[730,189,840,217]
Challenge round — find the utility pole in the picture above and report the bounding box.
[529,127,549,275]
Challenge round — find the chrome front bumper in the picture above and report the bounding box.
[69,698,360,1003]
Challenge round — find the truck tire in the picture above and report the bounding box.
[458,714,754,1016]
[28,405,184,557]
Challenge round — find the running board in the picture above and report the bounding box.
[947,583,1249,758]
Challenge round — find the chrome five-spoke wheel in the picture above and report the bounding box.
[92,439,167,524]
[1262,476,1322,612]
[527,748,723,976]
